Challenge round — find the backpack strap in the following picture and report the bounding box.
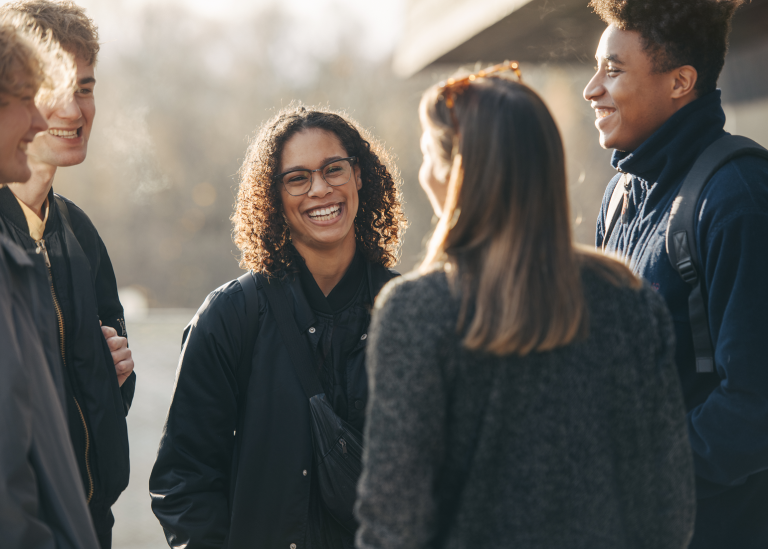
[666,134,768,374]
[602,173,630,251]
[260,276,325,399]
[236,271,261,412]
[54,194,100,276]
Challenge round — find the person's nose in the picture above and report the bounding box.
[53,93,83,122]
[307,170,332,198]
[29,103,48,135]
[583,71,604,102]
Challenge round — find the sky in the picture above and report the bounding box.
[74,0,408,62]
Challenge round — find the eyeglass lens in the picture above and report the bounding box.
[282,159,354,196]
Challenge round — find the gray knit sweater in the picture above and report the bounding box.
[355,265,695,549]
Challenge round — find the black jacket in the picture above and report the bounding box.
[150,261,397,549]
[0,231,100,549]
[0,186,133,517]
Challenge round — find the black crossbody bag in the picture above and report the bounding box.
[238,271,363,533]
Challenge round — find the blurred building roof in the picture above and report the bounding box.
[393,0,604,76]
[394,0,768,102]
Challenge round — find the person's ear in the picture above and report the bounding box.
[671,65,698,100]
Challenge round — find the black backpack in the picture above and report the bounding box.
[603,135,768,374]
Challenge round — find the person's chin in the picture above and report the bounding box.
[52,150,88,167]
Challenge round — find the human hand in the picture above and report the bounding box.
[101,323,134,387]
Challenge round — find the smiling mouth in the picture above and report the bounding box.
[307,204,341,221]
[595,108,614,119]
[49,128,79,139]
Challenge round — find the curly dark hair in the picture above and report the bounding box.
[589,0,744,94]
[233,104,406,277]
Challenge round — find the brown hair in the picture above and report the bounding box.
[0,10,75,105]
[2,0,99,65]
[420,76,639,356]
[233,105,406,277]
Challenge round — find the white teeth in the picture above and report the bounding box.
[596,109,613,119]
[308,205,340,219]
[49,128,78,138]
[308,204,341,221]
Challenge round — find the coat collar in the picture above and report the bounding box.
[0,185,60,239]
[0,232,34,267]
[283,253,398,332]
[611,90,727,189]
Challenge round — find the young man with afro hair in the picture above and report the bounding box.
[0,2,134,547]
[585,0,768,547]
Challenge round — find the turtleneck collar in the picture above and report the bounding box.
[611,90,727,188]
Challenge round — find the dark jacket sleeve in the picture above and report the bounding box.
[356,276,449,549]
[618,286,696,549]
[149,288,243,549]
[688,163,768,487]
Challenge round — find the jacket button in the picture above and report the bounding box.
[309,327,316,334]
[360,333,367,340]
[355,400,364,410]
[302,469,307,476]
[291,544,297,549]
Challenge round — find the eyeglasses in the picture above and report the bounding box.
[275,156,358,196]
[438,60,522,109]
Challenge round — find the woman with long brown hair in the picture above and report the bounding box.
[150,105,405,549]
[355,66,695,549]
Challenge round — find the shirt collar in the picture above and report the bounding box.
[15,194,49,241]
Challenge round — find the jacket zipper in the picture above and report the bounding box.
[340,438,348,457]
[36,238,94,504]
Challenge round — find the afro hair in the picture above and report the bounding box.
[589,0,744,94]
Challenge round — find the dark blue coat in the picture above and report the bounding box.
[596,90,768,549]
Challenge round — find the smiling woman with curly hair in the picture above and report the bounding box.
[234,105,405,277]
[151,104,406,549]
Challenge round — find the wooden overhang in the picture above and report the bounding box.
[394,0,768,102]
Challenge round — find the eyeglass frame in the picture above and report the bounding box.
[274,156,358,196]
[438,60,522,110]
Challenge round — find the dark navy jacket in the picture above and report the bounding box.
[596,91,768,548]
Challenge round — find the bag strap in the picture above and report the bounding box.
[602,173,630,251]
[261,276,325,398]
[666,134,768,374]
[236,271,261,412]
[54,194,100,276]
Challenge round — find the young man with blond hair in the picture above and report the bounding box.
[586,0,768,546]
[0,2,133,547]
[0,11,99,548]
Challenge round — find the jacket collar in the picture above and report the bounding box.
[0,186,59,239]
[283,253,398,332]
[611,90,727,189]
[0,232,34,267]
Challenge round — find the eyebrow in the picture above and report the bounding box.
[78,76,96,85]
[600,53,625,65]
[280,155,345,174]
